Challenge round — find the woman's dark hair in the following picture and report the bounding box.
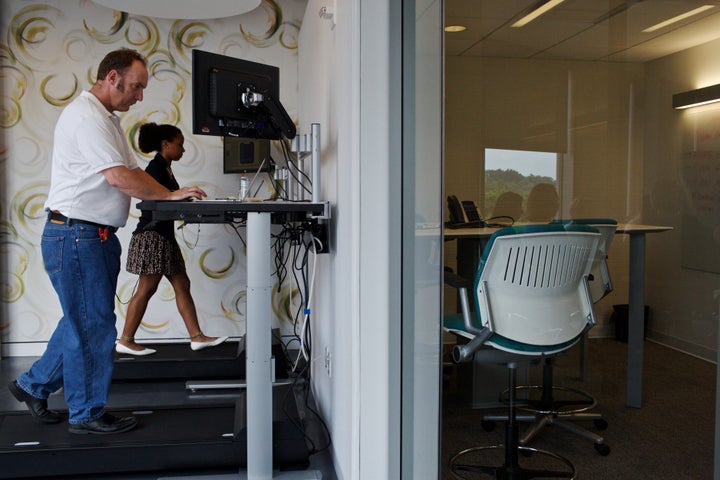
[96,48,147,81]
[138,122,182,154]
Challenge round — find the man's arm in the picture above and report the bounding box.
[102,165,205,200]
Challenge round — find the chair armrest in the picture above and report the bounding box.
[452,328,492,363]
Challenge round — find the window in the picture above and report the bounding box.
[484,148,558,221]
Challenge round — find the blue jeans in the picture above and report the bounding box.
[16,220,121,424]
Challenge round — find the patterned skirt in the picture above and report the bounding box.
[126,230,186,276]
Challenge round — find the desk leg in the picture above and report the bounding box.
[627,232,645,408]
[456,238,483,279]
[246,212,274,479]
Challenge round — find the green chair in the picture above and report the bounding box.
[444,224,601,479]
[482,219,616,458]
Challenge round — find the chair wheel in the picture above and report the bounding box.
[594,419,609,430]
[480,420,495,432]
[595,443,611,456]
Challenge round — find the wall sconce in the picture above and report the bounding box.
[673,84,720,110]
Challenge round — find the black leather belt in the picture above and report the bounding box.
[48,211,118,233]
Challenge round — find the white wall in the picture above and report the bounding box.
[299,0,410,478]
[643,39,720,360]
[298,1,356,478]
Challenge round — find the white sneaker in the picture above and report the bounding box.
[115,342,157,356]
[191,336,229,351]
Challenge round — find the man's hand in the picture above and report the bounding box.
[170,186,206,201]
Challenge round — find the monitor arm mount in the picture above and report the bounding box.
[241,87,297,140]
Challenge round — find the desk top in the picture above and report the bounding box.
[137,199,329,223]
[614,224,673,234]
[442,223,673,239]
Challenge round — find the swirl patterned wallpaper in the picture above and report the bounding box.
[0,0,307,347]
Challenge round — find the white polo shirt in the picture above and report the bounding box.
[45,91,139,228]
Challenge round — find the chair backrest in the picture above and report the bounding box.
[473,224,600,355]
[552,218,617,302]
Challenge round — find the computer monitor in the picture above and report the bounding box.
[223,137,270,174]
[191,49,296,140]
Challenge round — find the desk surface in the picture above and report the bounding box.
[138,199,327,214]
[443,223,673,238]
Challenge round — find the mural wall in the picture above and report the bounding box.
[0,0,307,351]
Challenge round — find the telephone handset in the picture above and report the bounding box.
[447,195,484,228]
[461,200,481,223]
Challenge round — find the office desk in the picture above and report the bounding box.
[445,223,672,408]
[139,200,327,480]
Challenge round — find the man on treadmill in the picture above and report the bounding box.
[7,48,205,434]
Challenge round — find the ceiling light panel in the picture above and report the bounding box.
[444,0,720,63]
[512,0,568,27]
[631,1,716,28]
[606,11,720,62]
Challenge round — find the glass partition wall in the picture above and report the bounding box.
[401,0,444,478]
[441,1,720,478]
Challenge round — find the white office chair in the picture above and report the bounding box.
[444,224,600,479]
[481,219,616,458]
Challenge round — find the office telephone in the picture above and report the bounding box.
[447,195,484,228]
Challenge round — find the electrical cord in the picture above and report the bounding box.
[178,222,201,249]
[115,276,140,305]
[281,139,313,197]
[293,231,318,368]
[484,215,516,228]
[253,218,333,453]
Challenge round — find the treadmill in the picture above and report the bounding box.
[0,378,312,479]
[112,334,290,381]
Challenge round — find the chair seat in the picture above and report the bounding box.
[444,312,584,355]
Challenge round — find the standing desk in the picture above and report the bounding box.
[444,223,672,408]
[139,199,328,480]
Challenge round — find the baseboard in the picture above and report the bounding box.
[646,330,717,364]
[1,343,47,357]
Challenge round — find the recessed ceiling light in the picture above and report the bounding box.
[445,25,467,33]
[642,5,715,33]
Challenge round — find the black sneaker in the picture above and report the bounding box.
[68,413,138,435]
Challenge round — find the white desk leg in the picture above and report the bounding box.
[627,232,645,408]
[246,212,274,479]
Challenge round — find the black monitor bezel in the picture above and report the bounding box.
[192,49,282,139]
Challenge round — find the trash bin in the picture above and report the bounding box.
[611,304,650,342]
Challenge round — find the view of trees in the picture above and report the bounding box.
[484,169,555,218]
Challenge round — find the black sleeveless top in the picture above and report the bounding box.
[132,154,179,240]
